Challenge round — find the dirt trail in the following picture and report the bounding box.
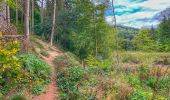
[32,39,62,100]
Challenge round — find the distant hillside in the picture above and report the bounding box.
[114,26,139,50]
[117,25,139,40]
[153,7,170,21]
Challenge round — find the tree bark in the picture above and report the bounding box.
[41,0,44,24]
[112,0,119,66]
[0,0,7,26]
[24,0,30,51]
[32,0,34,32]
[16,0,18,25]
[5,0,10,25]
[50,0,56,46]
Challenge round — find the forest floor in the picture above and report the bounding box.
[32,38,63,100]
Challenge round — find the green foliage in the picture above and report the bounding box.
[0,41,50,95]
[137,65,170,99]
[0,93,3,100]
[11,94,27,100]
[126,60,170,100]
[130,89,152,100]
[34,18,52,40]
[138,65,150,83]
[128,75,153,100]
[56,52,115,99]
[128,75,141,88]
[116,18,170,52]
[57,66,85,99]
[0,41,23,94]
[130,88,167,100]
[144,74,170,93]
[133,29,156,50]
[57,0,114,59]
[117,26,138,50]
[55,51,170,99]
[32,81,47,95]
[17,54,51,95]
[18,54,51,79]
[85,55,112,71]
[55,52,86,99]
[121,53,141,64]
[156,18,170,51]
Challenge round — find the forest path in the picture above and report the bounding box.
[32,39,62,100]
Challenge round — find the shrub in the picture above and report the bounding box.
[32,81,46,95]
[128,75,141,88]
[11,94,27,100]
[54,52,81,68]
[138,65,170,99]
[154,57,170,65]
[121,53,142,64]
[115,83,133,100]
[34,18,52,40]
[0,93,3,100]
[138,64,150,83]
[55,52,86,99]
[17,54,51,95]
[18,54,51,79]
[57,66,85,99]
[55,52,122,100]
[130,89,152,100]
[85,56,112,71]
[0,37,51,96]
[0,41,23,94]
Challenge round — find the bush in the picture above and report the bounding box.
[85,56,112,71]
[18,54,51,79]
[128,75,141,88]
[0,41,23,94]
[57,66,85,99]
[55,52,86,99]
[138,64,150,83]
[121,54,141,64]
[0,93,3,100]
[154,57,170,65]
[130,89,152,100]
[137,65,170,99]
[32,81,46,95]
[55,52,120,100]
[34,18,52,40]
[17,54,51,95]
[11,94,27,100]
[115,83,133,100]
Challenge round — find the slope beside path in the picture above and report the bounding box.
[32,39,62,100]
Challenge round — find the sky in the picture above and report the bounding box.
[105,0,170,28]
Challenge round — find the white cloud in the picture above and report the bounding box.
[132,0,170,11]
[107,0,170,28]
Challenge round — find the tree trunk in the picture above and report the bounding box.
[41,0,44,24]
[50,0,56,46]
[0,0,7,26]
[16,0,18,25]
[24,0,30,51]
[93,8,97,57]
[32,0,34,32]
[5,0,10,25]
[112,0,119,66]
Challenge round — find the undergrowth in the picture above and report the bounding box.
[55,51,170,100]
[0,41,51,98]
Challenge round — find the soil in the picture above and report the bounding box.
[32,39,62,100]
